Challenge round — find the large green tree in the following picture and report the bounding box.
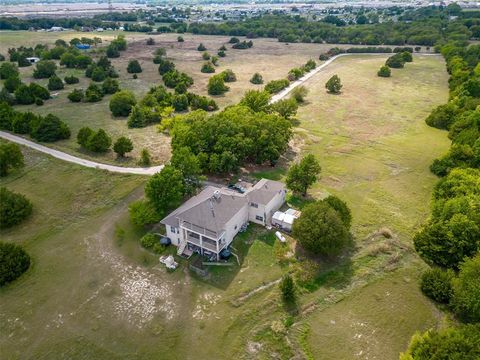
[452,254,480,322]
[0,142,24,177]
[109,90,136,117]
[145,165,185,215]
[0,187,32,229]
[0,241,31,286]
[286,154,321,195]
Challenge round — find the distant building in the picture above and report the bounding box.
[161,179,287,260]
[26,57,40,64]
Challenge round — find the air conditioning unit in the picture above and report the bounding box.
[213,190,221,199]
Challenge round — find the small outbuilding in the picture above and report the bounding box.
[26,57,40,64]
[272,208,301,232]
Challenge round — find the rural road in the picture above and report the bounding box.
[1,53,439,175]
[0,131,164,175]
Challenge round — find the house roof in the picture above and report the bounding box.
[161,179,285,236]
[246,178,285,205]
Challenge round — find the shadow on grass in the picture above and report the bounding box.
[286,193,316,210]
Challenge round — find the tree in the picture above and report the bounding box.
[106,45,120,58]
[127,59,142,74]
[240,90,271,112]
[64,75,79,84]
[28,83,50,100]
[102,78,119,94]
[12,112,36,134]
[452,254,480,322]
[291,85,308,103]
[172,94,189,111]
[139,148,151,166]
[292,201,351,256]
[325,74,342,94]
[0,62,19,79]
[109,90,136,117]
[400,325,480,360]
[279,274,296,303]
[265,79,290,94]
[0,241,31,286]
[145,165,185,215]
[401,51,413,62]
[201,62,215,73]
[129,200,161,227]
[177,36,184,42]
[323,195,352,229]
[207,74,229,95]
[146,37,155,45]
[47,75,64,91]
[113,136,133,157]
[0,187,32,229]
[86,129,111,152]
[33,60,57,79]
[0,142,24,177]
[0,88,15,106]
[271,98,298,119]
[170,146,201,194]
[68,88,84,102]
[377,65,391,77]
[250,72,263,84]
[77,127,94,148]
[286,154,321,195]
[30,114,70,142]
[420,268,454,304]
[4,75,22,93]
[91,67,106,82]
[197,43,207,51]
[85,83,103,102]
[158,59,175,75]
[14,85,35,105]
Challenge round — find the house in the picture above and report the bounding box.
[161,179,286,260]
[26,57,40,64]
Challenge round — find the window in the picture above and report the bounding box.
[250,202,258,208]
[234,225,237,230]
[189,232,200,239]
[170,226,176,233]
[255,215,263,222]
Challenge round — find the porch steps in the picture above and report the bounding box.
[177,240,187,256]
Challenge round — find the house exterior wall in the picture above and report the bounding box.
[248,202,267,225]
[222,204,249,248]
[166,225,182,246]
[264,190,287,225]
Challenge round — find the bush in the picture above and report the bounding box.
[279,274,296,303]
[12,112,36,134]
[265,79,290,94]
[4,75,22,93]
[201,62,215,73]
[33,60,57,79]
[14,85,35,105]
[0,142,24,177]
[221,69,236,82]
[77,126,94,147]
[91,67,106,82]
[68,88,84,102]
[197,43,207,51]
[64,75,79,84]
[0,241,31,286]
[207,74,229,95]
[292,201,351,256]
[102,77,119,94]
[140,233,165,254]
[401,51,413,62]
[452,254,480,322]
[0,187,32,229]
[146,38,155,46]
[86,129,111,152]
[202,51,210,60]
[158,59,175,75]
[250,72,263,84]
[127,59,142,74]
[377,65,391,77]
[172,94,189,111]
[325,74,342,94]
[109,90,136,117]
[386,53,405,68]
[139,148,151,166]
[47,75,64,91]
[106,45,120,58]
[85,83,103,102]
[30,114,70,142]
[0,62,19,79]
[113,136,133,157]
[420,268,454,304]
[232,41,253,49]
[177,36,184,42]
[291,85,308,103]
[217,50,226,57]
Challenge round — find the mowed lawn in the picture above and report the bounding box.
[1,30,342,166]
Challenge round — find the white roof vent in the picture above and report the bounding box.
[213,190,221,199]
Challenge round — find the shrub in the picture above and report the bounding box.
[127,59,142,74]
[33,60,57,79]
[401,51,413,62]
[30,114,70,142]
[113,136,133,157]
[250,72,263,84]
[452,254,480,322]
[12,112,36,134]
[0,142,24,177]
[172,94,189,111]
[86,129,111,152]
[325,74,342,94]
[68,88,84,102]
[177,36,184,42]
[77,126,94,147]
[292,201,351,256]
[217,50,226,57]
[29,83,50,100]
[4,75,22,93]
[106,45,120,58]
[158,59,175,75]
[91,67,106,82]
[240,90,271,112]
[0,242,31,286]
[265,79,290,94]
[386,53,405,68]
[85,83,103,102]
[102,77,119,94]
[279,274,296,303]
[207,74,229,95]
[140,233,165,254]
[139,148,151,166]
[109,90,136,117]
[420,268,454,304]
[232,41,253,49]
[14,85,35,105]
[229,37,240,44]
[47,75,64,91]
[35,98,43,106]
[0,187,32,228]
[64,75,79,84]
[271,98,298,119]
[202,51,210,60]
[377,65,391,77]
[221,69,236,82]
[291,85,308,103]
[146,38,155,46]
[201,62,215,73]
[197,43,207,51]
[0,62,18,79]
[0,88,15,105]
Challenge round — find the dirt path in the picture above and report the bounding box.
[0,131,164,175]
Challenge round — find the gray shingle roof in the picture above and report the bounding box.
[246,179,285,205]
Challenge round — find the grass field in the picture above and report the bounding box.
[0,46,450,359]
